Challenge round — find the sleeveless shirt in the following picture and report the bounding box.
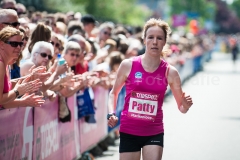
[0,59,11,109]
[119,56,169,136]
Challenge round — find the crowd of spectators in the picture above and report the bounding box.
[0,0,217,113]
[0,0,220,158]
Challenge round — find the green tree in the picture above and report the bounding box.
[43,0,151,26]
[231,0,240,18]
[168,0,216,20]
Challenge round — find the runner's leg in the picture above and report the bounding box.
[120,151,141,160]
[142,145,163,160]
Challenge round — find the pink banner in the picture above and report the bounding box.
[33,96,79,160]
[0,107,33,160]
[79,87,108,153]
[172,14,187,27]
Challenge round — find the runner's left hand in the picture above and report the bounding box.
[181,92,193,110]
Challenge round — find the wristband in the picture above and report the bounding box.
[107,113,115,120]
[14,89,19,98]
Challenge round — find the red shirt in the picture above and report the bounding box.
[75,61,88,74]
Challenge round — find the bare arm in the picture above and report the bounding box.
[3,94,45,108]
[59,81,84,97]
[41,71,58,92]
[107,59,132,128]
[108,59,132,113]
[167,65,193,113]
[0,63,18,104]
[20,62,33,77]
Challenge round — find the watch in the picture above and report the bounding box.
[14,89,19,98]
[107,113,116,120]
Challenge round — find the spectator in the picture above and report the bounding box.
[97,22,113,48]
[27,22,51,56]
[0,26,44,109]
[10,26,29,79]
[0,0,16,10]
[50,32,62,59]
[0,9,20,30]
[81,14,97,38]
[67,20,84,38]
[68,34,88,75]
[16,3,26,17]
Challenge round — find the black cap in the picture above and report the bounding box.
[81,14,96,24]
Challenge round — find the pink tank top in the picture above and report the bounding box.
[0,60,11,109]
[119,56,169,136]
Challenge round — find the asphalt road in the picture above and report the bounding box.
[95,52,240,160]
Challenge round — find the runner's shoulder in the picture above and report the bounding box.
[120,58,133,70]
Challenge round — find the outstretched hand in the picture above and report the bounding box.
[21,93,45,107]
[29,65,51,82]
[14,78,42,96]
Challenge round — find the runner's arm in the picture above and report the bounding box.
[108,59,132,113]
[167,65,188,113]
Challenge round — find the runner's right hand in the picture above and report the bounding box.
[108,115,118,128]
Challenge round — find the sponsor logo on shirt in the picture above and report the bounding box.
[135,72,142,78]
[134,72,142,82]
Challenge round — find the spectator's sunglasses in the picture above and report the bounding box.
[50,41,60,48]
[6,8,17,12]
[36,52,53,60]
[103,31,111,36]
[70,53,80,57]
[4,41,23,48]
[23,36,29,42]
[2,22,20,27]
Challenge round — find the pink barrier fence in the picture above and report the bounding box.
[0,88,109,160]
[0,107,33,160]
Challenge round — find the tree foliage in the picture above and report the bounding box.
[43,0,151,26]
[231,0,240,18]
[168,0,216,20]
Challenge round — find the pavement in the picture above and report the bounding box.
[95,52,240,160]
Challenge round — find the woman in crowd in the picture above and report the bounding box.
[10,25,29,79]
[107,18,193,160]
[0,26,44,108]
[26,22,51,58]
[50,32,62,60]
[21,41,71,100]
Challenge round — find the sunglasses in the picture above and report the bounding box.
[23,37,29,42]
[37,52,53,60]
[2,22,20,27]
[50,41,60,48]
[18,12,26,15]
[103,31,111,36]
[70,53,80,57]
[6,7,17,12]
[4,41,23,48]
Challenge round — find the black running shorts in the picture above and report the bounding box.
[119,132,164,153]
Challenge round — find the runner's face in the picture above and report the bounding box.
[144,26,166,56]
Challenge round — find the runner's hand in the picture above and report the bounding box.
[181,92,193,111]
[108,115,118,128]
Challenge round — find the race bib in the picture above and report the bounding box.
[128,91,159,121]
